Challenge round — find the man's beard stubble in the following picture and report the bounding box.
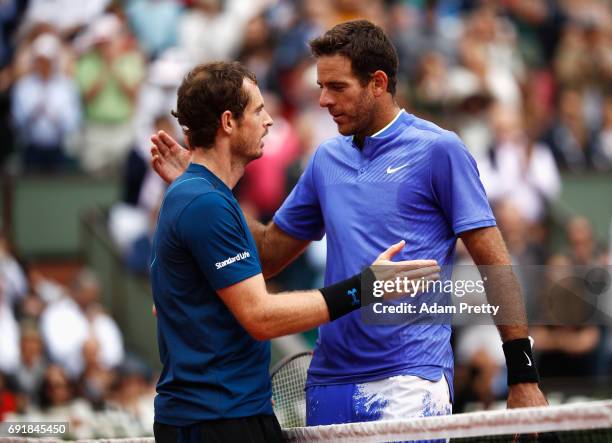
[232,129,264,164]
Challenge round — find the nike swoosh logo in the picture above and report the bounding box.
[386,163,410,174]
[523,351,532,367]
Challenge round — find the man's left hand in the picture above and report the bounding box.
[507,383,548,408]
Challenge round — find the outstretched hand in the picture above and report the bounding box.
[371,240,440,298]
[150,130,191,183]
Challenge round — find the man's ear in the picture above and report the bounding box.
[220,110,234,134]
[183,135,192,150]
[371,70,389,97]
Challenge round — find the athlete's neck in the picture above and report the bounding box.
[354,103,401,148]
[191,147,245,189]
[371,105,402,136]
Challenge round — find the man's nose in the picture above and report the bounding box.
[319,89,334,108]
[264,110,273,127]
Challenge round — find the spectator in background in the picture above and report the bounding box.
[17,290,46,322]
[457,4,524,107]
[480,103,561,224]
[554,16,612,93]
[504,0,565,69]
[178,0,270,64]
[566,215,606,266]
[10,324,47,411]
[0,0,27,167]
[40,269,124,379]
[18,0,109,39]
[11,33,81,172]
[130,48,188,208]
[267,0,328,104]
[289,63,338,147]
[26,266,66,305]
[125,0,183,59]
[407,51,451,125]
[532,254,603,378]
[37,365,95,439]
[111,111,178,275]
[237,15,275,90]
[445,5,524,160]
[11,22,76,83]
[105,358,154,437]
[531,216,609,380]
[75,14,144,174]
[596,94,612,164]
[392,0,458,81]
[494,199,547,266]
[0,0,25,69]
[0,281,20,375]
[0,372,17,421]
[0,232,28,308]
[78,337,115,410]
[326,0,384,27]
[543,88,611,171]
[445,71,494,162]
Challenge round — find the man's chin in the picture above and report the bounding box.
[336,123,355,136]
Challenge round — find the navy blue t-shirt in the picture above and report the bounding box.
[150,163,271,425]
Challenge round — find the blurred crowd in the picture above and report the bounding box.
[0,0,611,431]
[0,234,154,437]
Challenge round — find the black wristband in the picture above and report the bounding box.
[503,338,539,385]
[319,267,376,321]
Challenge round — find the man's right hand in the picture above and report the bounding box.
[150,130,192,183]
[371,240,440,298]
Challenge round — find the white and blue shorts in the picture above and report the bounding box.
[306,374,452,441]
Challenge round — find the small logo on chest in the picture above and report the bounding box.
[386,163,410,174]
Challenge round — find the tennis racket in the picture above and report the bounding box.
[270,351,313,428]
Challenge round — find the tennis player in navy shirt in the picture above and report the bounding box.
[152,20,548,435]
[150,61,440,442]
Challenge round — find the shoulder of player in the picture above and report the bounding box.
[309,135,355,165]
[178,190,238,220]
[404,116,461,148]
[315,135,347,154]
[409,120,465,156]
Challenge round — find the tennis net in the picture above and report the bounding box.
[284,400,612,442]
[2,401,610,442]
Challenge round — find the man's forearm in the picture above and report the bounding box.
[245,213,266,254]
[461,227,529,341]
[244,214,311,279]
[479,265,529,341]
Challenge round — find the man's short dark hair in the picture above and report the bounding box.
[172,61,257,149]
[309,20,398,95]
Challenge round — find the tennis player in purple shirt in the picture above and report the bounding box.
[151,20,547,428]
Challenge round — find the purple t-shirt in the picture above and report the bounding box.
[273,111,496,396]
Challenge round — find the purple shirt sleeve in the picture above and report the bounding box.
[273,150,325,241]
[430,132,496,235]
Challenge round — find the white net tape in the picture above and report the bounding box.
[284,400,612,442]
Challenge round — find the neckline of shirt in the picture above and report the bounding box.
[371,108,406,138]
[350,109,413,158]
[185,163,231,194]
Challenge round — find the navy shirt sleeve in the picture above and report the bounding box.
[177,192,262,290]
[430,131,496,235]
[273,148,325,241]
